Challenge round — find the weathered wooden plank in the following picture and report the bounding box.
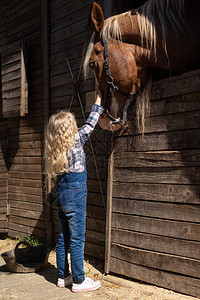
[51,19,87,45]
[9,125,43,135]
[110,257,200,297]
[9,171,42,180]
[8,156,41,165]
[8,185,42,196]
[8,192,42,204]
[9,150,41,158]
[87,167,107,181]
[3,87,21,99]
[112,182,200,204]
[2,53,21,67]
[51,0,98,22]
[2,98,20,112]
[0,166,7,173]
[9,164,42,172]
[9,207,44,220]
[150,93,200,117]
[20,40,28,116]
[9,200,43,212]
[0,214,7,221]
[51,5,90,34]
[9,215,45,229]
[86,217,105,234]
[7,14,41,38]
[112,213,200,241]
[0,221,7,229]
[10,133,43,143]
[111,243,200,279]
[151,69,200,100]
[8,0,40,23]
[87,179,107,194]
[9,141,42,150]
[8,0,38,16]
[8,117,43,128]
[114,129,200,152]
[0,186,7,194]
[85,230,105,247]
[8,178,42,188]
[111,228,200,260]
[112,198,200,223]
[8,224,45,239]
[85,242,104,259]
[87,205,106,221]
[0,180,7,187]
[127,110,200,135]
[114,166,200,185]
[114,150,200,168]
[51,32,86,56]
[8,7,40,32]
[87,192,106,207]
[0,200,7,207]
[2,70,21,84]
[8,21,41,42]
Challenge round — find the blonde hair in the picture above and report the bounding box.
[45,111,78,178]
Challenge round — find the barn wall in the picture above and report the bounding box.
[0,0,45,241]
[109,71,200,297]
[0,123,8,234]
[49,0,110,258]
[0,0,8,234]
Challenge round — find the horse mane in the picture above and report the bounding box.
[84,0,187,133]
[103,0,187,58]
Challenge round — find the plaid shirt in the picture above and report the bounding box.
[68,104,103,173]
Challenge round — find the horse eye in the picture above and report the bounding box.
[89,61,95,69]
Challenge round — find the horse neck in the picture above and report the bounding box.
[115,14,169,69]
[116,10,200,73]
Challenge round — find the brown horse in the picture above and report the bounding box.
[84,0,200,132]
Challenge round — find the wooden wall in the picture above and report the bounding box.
[107,70,200,297]
[0,0,8,234]
[0,123,8,234]
[49,0,110,258]
[0,0,45,241]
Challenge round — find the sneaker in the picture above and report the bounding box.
[57,274,73,288]
[72,277,101,293]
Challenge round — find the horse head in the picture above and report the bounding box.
[84,2,151,131]
[85,1,200,132]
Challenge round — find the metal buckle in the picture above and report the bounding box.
[107,76,113,84]
[104,58,110,69]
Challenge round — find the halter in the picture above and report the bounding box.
[101,36,138,126]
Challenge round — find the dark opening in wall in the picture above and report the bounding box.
[113,0,148,14]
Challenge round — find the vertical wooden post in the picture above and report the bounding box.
[20,39,28,117]
[42,0,53,246]
[105,134,114,273]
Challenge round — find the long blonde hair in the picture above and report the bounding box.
[45,111,78,178]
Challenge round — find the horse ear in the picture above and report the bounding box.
[91,2,104,37]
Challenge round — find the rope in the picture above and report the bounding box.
[64,43,106,211]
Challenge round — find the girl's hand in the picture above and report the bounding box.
[95,87,102,105]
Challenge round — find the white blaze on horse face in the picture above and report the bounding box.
[110,91,119,118]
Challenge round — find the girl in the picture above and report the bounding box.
[45,92,103,292]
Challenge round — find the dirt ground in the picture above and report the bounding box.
[0,238,198,300]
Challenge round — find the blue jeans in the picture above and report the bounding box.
[56,170,87,283]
